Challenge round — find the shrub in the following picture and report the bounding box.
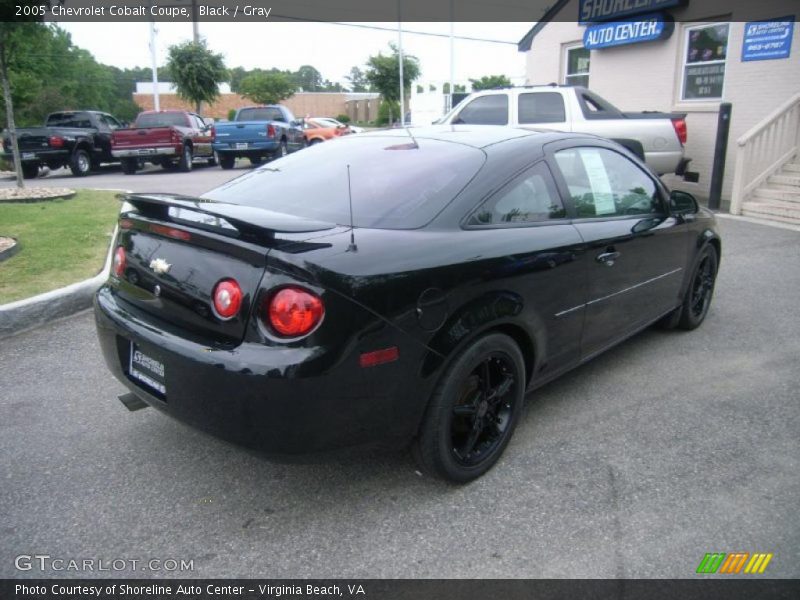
[227,108,237,122]
[376,100,400,126]
[336,114,351,124]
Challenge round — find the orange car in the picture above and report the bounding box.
[303,118,351,145]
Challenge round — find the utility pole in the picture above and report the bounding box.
[397,0,404,127]
[191,0,199,42]
[149,21,160,111]
[449,0,454,112]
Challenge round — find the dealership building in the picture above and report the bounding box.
[518,0,800,224]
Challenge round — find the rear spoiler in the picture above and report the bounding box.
[120,193,336,243]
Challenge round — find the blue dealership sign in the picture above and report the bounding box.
[579,0,684,23]
[584,13,674,49]
[742,17,794,61]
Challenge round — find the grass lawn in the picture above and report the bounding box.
[0,190,121,304]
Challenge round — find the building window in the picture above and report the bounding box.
[564,45,590,88]
[682,23,729,100]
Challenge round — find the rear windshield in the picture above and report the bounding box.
[237,107,285,122]
[203,135,485,229]
[136,113,188,128]
[46,113,93,128]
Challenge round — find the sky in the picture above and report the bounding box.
[60,21,532,87]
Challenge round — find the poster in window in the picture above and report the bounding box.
[684,63,725,99]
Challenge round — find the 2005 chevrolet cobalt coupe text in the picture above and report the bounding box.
[94,126,720,482]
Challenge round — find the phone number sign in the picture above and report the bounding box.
[742,17,794,61]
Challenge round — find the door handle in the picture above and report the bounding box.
[596,250,621,266]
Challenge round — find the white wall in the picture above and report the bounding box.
[524,0,800,201]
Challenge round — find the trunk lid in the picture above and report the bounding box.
[112,193,337,344]
[113,127,175,149]
[213,121,271,145]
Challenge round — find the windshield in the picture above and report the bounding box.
[46,113,93,128]
[203,135,485,229]
[136,113,188,128]
[237,107,285,122]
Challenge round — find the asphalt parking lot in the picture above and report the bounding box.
[0,160,246,196]
[0,167,798,578]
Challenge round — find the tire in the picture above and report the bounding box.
[271,139,289,159]
[21,163,39,179]
[308,138,323,146]
[70,149,91,177]
[412,333,526,483]
[677,245,718,330]
[120,158,138,175]
[178,145,193,172]
[218,154,235,170]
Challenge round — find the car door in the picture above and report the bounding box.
[281,108,305,151]
[94,114,116,161]
[464,161,586,381]
[516,91,572,132]
[450,94,509,125]
[191,114,213,157]
[547,142,690,358]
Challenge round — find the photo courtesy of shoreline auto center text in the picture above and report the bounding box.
[1,0,798,598]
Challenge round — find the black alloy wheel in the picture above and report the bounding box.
[413,333,525,483]
[678,245,718,330]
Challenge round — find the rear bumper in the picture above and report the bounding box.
[212,141,279,154]
[2,149,69,163]
[112,146,178,158]
[93,285,428,454]
[644,149,685,175]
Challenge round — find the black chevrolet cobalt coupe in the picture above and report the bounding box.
[94,126,720,482]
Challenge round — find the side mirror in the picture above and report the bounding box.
[670,190,699,215]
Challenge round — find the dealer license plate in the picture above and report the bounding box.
[129,342,166,396]
[22,152,35,160]
[235,142,248,149]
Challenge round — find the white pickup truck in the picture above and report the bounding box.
[437,86,689,175]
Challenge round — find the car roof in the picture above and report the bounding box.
[358,125,583,150]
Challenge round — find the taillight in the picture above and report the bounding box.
[210,125,216,141]
[266,124,276,138]
[49,136,65,148]
[672,117,687,145]
[171,129,182,144]
[212,279,243,320]
[112,246,126,277]
[150,223,191,242]
[266,287,324,337]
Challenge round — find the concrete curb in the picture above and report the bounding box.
[0,237,20,262]
[0,229,115,340]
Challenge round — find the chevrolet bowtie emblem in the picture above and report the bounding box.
[149,258,171,275]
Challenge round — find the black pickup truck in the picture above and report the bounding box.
[2,111,125,178]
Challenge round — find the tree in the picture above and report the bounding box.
[295,65,323,92]
[365,43,420,103]
[0,23,37,188]
[469,75,512,91]
[345,67,370,92]
[239,72,296,105]
[166,40,227,113]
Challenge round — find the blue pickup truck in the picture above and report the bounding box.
[211,105,305,169]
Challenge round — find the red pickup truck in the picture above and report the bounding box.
[111,110,215,174]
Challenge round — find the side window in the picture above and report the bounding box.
[468,162,566,226]
[453,94,509,125]
[553,147,662,218]
[103,115,122,129]
[518,92,566,124]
